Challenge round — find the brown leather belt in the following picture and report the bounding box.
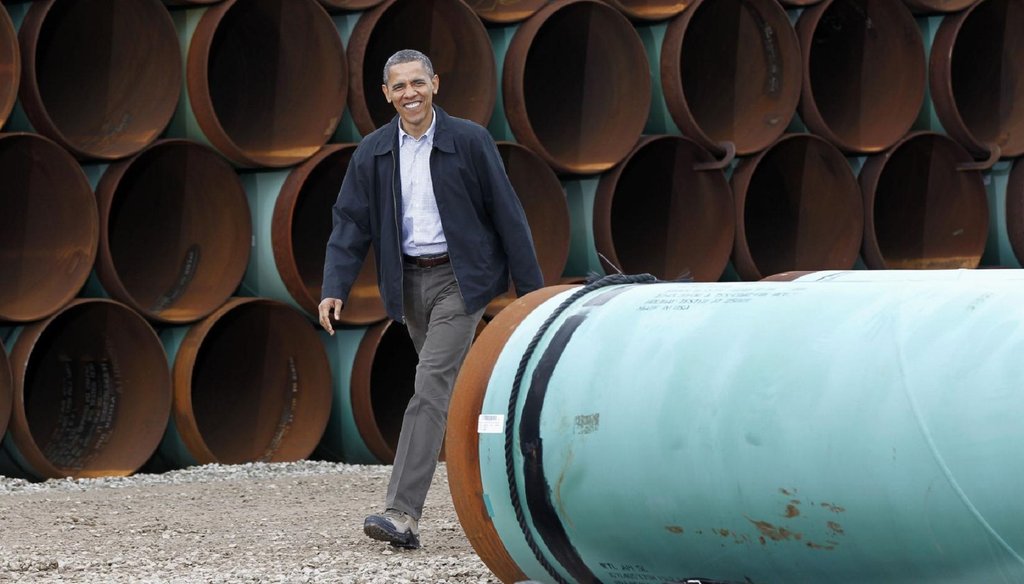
[403,253,450,268]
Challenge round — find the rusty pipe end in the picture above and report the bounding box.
[731,133,864,280]
[929,0,1024,158]
[347,0,496,136]
[18,0,181,160]
[94,139,251,324]
[170,298,333,465]
[1005,160,1024,266]
[0,133,97,323]
[604,0,693,22]
[187,0,348,168]
[464,0,547,23]
[5,299,172,479]
[594,135,735,282]
[859,132,989,270]
[274,144,386,325]
[504,0,650,174]
[0,2,19,129]
[902,0,976,14]
[448,285,577,584]
[0,340,11,440]
[796,0,926,154]
[485,142,571,318]
[661,0,802,156]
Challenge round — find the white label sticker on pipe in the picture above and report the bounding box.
[478,414,505,434]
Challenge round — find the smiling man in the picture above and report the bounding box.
[319,50,543,549]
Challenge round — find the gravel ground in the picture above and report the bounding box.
[0,461,500,583]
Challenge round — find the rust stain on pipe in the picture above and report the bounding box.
[94,139,251,324]
[274,144,385,325]
[169,298,332,465]
[465,0,547,23]
[662,0,801,157]
[796,0,925,154]
[504,0,650,174]
[17,0,181,160]
[595,135,735,282]
[903,0,976,13]
[4,299,172,479]
[485,142,570,318]
[448,285,576,584]
[930,0,1024,158]
[187,0,347,168]
[0,3,18,129]
[0,133,97,323]
[859,132,988,270]
[731,134,863,280]
[347,0,496,135]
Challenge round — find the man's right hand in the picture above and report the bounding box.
[318,298,344,335]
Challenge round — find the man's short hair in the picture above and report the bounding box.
[382,49,435,84]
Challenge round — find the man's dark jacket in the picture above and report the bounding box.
[322,107,544,322]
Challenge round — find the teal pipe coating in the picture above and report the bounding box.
[331,12,364,144]
[636,22,682,136]
[461,273,1024,583]
[0,339,11,444]
[239,170,299,313]
[487,24,518,142]
[562,178,605,278]
[317,326,384,464]
[981,160,1018,268]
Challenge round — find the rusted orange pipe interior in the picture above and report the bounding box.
[859,132,989,270]
[731,134,863,280]
[273,144,385,325]
[170,299,333,465]
[0,133,97,323]
[350,320,419,464]
[0,3,18,128]
[94,140,251,324]
[504,0,650,174]
[0,340,11,440]
[930,0,1024,158]
[604,0,691,21]
[17,0,180,160]
[796,0,925,153]
[317,0,386,10]
[594,135,735,282]
[4,300,171,479]
[187,0,347,167]
[347,0,496,135]
[903,0,976,13]
[661,0,801,157]
[464,0,546,23]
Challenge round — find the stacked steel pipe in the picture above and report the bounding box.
[0,0,1023,486]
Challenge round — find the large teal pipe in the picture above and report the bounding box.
[0,300,171,480]
[239,144,385,325]
[448,273,1024,583]
[981,160,1019,268]
[155,297,333,470]
[317,319,418,464]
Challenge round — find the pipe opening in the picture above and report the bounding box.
[0,134,97,323]
[349,0,495,134]
[465,0,546,23]
[732,135,863,280]
[799,0,925,153]
[944,0,1024,157]
[863,133,988,269]
[192,0,347,167]
[351,320,418,463]
[16,300,170,478]
[97,141,250,324]
[275,145,384,324]
[596,136,734,281]
[185,300,332,464]
[21,0,180,159]
[508,0,650,174]
[0,4,17,128]
[664,0,801,156]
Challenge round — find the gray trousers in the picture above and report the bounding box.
[386,261,484,520]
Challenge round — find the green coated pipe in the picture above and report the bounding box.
[562,178,604,278]
[981,161,1018,268]
[487,24,518,142]
[913,16,944,133]
[635,22,681,136]
[239,170,298,313]
[331,12,364,144]
[450,273,1024,583]
[317,326,380,464]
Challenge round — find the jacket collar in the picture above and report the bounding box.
[373,106,456,155]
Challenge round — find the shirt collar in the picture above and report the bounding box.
[398,107,437,145]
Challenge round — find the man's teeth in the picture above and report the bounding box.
[404,102,421,109]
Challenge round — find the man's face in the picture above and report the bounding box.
[382,60,439,135]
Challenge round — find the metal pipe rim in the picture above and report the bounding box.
[464,0,547,23]
[0,340,11,441]
[94,139,252,324]
[447,284,577,584]
[5,299,172,479]
[903,0,976,13]
[16,0,182,160]
[0,3,19,129]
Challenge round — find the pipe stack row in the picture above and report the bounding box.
[2,0,1022,479]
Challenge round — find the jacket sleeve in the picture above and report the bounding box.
[477,134,545,297]
[322,149,372,303]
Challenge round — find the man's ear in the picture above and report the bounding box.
[432,75,440,95]
[382,84,391,103]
